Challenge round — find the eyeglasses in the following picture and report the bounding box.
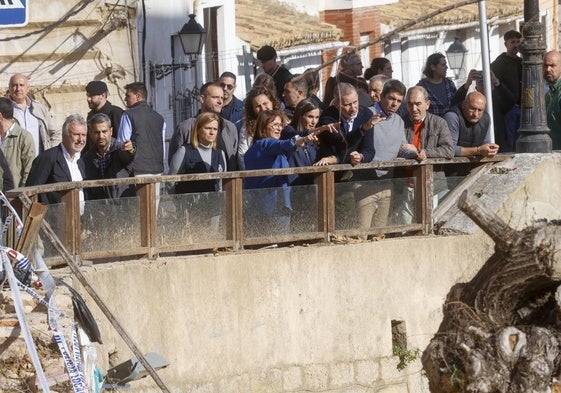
[269,122,283,129]
[220,83,235,90]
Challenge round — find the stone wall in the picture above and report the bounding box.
[81,232,495,392]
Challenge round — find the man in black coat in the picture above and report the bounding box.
[26,114,87,205]
[316,82,376,166]
[256,45,292,102]
[86,80,123,140]
[82,113,135,200]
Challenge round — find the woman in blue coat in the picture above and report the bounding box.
[243,109,330,235]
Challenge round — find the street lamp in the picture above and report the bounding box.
[178,14,207,57]
[516,0,552,152]
[446,37,468,79]
[149,13,206,129]
[149,13,206,81]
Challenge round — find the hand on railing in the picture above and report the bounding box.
[478,143,499,158]
[349,151,364,166]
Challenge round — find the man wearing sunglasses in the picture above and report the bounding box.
[219,72,244,133]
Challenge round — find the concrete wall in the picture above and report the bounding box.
[77,154,561,392]
[83,233,495,392]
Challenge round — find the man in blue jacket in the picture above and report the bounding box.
[219,72,244,133]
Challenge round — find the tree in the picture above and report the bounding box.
[422,190,561,392]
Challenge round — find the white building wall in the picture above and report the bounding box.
[140,0,240,135]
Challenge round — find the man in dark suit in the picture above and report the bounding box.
[316,82,376,166]
[26,114,87,205]
[315,82,378,230]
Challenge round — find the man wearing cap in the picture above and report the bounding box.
[256,45,292,101]
[86,80,123,140]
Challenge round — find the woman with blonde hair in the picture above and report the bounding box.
[168,111,226,194]
[167,112,227,239]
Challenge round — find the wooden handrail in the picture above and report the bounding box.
[6,155,512,263]
[6,155,510,198]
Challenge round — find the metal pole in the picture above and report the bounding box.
[516,0,552,152]
[242,45,252,93]
[170,35,177,131]
[478,0,495,143]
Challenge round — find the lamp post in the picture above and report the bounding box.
[149,14,206,81]
[516,0,551,153]
[177,14,207,57]
[446,37,468,79]
[149,14,206,128]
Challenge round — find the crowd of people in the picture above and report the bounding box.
[8,32,561,236]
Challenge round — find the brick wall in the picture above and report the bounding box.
[320,6,383,96]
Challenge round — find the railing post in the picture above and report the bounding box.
[7,197,24,249]
[315,171,334,242]
[136,183,157,258]
[60,188,81,263]
[223,178,243,251]
[414,164,434,235]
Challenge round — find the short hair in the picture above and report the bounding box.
[253,73,277,96]
[62,114,86,136]
[381,79,406,98]
[287,74,309,97]
[88,113,111,129]
[124,82,147,100]
[254,109,284,141]
[9,74,29,89]
[423,53,446,79]
[0,97,14,120]
[370,57,390,72]
[365,57,390,79]
[333,82,358,102]
[504,30,522,41]
[406,86,429,102]
[192,112,220,149]
[200,81,222,97]
[219,72,236,82]
[369,74,390,86]
[341,53,361,69]
[290,98,320,131]
[303,69,320,92]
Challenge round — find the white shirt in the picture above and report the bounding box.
[0,122,15,148]
[12,100,40,156]
[61,144,84,215]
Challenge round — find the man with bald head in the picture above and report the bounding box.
[443,91,499,157]
[544,50,561,149]
[8,74,61,156]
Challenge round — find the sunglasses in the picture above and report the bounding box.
[220,83,235,90]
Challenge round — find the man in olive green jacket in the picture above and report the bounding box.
[0,97,36,187]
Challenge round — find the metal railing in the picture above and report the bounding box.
[6,156,511,265]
